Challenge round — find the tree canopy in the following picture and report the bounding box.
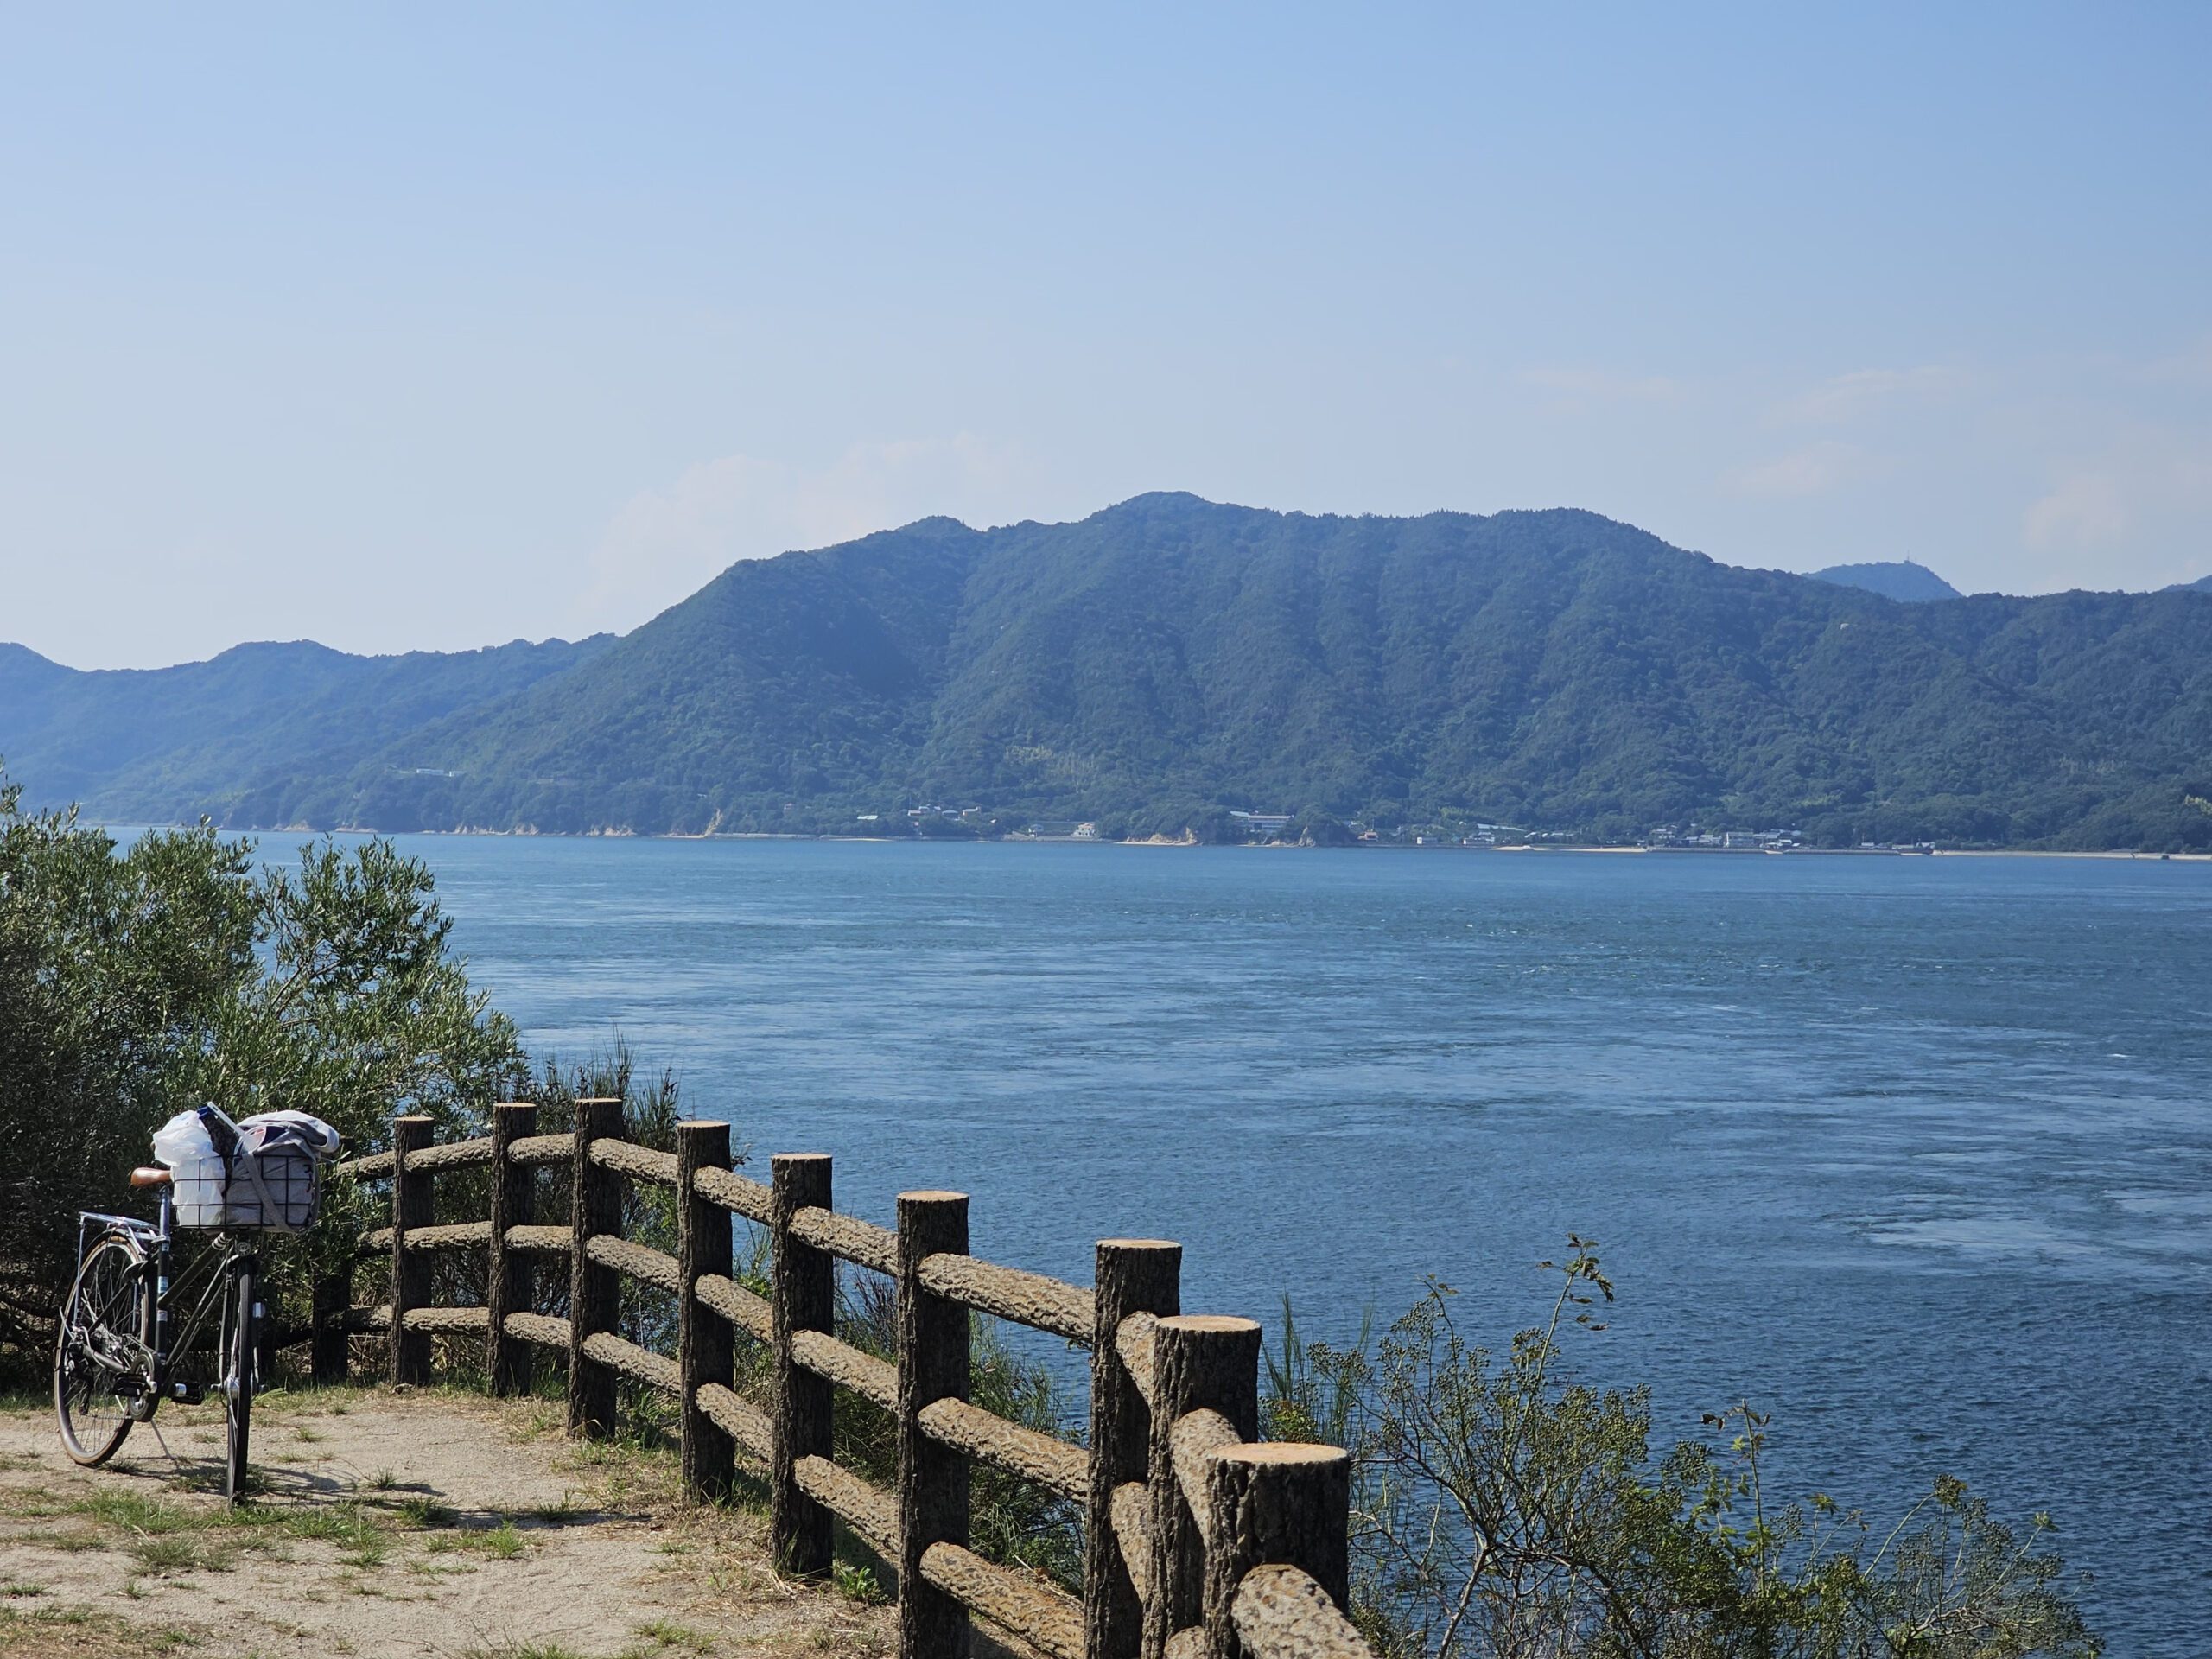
[0,775,522,1370]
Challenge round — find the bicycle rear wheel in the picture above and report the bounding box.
[54,1234,145,1466]
[224,1258,256,1502]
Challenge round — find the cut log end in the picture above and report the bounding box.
[1160,1313,1260,1336]
[1215,1442,1349,1468]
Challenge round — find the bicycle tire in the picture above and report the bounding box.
[54,1234,145,1466]
[225,1258,255,1502]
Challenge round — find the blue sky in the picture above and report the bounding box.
[3,4,2208,667]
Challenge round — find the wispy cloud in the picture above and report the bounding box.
[578,435,1021,631]
[2023,470,2130,551]
[2023,429,2212,566]
[1780,365,1963,424]
[1724,439,1879,499]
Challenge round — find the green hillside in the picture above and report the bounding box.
[8,497,2211,849]
[0,634,613,823]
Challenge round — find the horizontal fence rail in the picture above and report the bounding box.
[298,1104,1370,1659]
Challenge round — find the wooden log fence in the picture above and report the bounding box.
[307,1109,1376,1659]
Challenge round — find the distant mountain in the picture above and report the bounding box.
[0,634,613,823]
[1809,560,1962,602]
[8,498,2211,850]
[2166,573,2212,593]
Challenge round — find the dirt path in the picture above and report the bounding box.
[0,1385,893,1659]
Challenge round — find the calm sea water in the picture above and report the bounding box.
[391,836,2208,1652]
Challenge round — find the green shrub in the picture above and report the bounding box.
[0,776,523,1381]
[1267,1242,2097,1658]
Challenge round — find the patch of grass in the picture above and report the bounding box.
[75,1492,199,1535]
[279,1503,385,1553]
[633,1618,713,1652]
[70,1489,280,1554]
[11,1529,102,1554]
[0,1605,191,1659]
[0,1584,46,1598]
[366,1469,399,1491]
[423,1520,526,1560]
[129,1535,229,1574]
[16,1607,92,1624]
[461,1646,595,1659]
[394,1497,457,1529]
[830,1560,885,1605]
[292,1424,324,1444]
[564,1438,628,1468]
[57,1487,382,1579]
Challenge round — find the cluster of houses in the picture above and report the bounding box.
[1644,826,1803,849]
[859,806,1936,853]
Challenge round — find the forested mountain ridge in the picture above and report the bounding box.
[1810,560,1962,602]
[0,633,613,823]
[6,496,2210,849]
[285,513,985,834]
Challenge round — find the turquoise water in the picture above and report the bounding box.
[397,836,2209,1651]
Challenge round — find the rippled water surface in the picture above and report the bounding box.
[394,836,2209,1652]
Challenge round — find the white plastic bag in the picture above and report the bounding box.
[150,1109,216,1168]
[152,1108,229,1228]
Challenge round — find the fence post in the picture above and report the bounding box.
[311,1264,352,1386]
[1200,1445,1351,1659]
[567,1096,624,1439]
[1145,1315,1261,1659]
[1088,1239,1182,1659]
[677,1120,735,1502]
[771,1153,834,1575]
[486,1101,537,1397]
[897,1190,972,1659]
[388,1116,435,1387]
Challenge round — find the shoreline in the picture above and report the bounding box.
[90,820,2212,861]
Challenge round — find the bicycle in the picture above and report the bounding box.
[52,1106,320,1503]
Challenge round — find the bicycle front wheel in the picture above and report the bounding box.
[224,1259,256,1502]
[54,1234,145,1466]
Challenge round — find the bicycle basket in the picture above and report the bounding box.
[222,1144,321,1232]
[163,1109,327,1233]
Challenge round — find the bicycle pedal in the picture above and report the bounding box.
[167,1382,205,1405]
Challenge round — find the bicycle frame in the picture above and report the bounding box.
[75,1183,257,1414]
